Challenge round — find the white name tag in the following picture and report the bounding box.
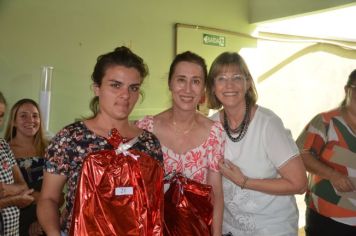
[115,187,133,196]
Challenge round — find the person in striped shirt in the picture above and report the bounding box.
[297,69,356,236]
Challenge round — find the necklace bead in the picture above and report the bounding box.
[223,101,250,142]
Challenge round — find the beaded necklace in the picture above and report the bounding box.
[223,101,250,142]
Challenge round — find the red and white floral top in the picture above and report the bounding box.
[136,116,225,184]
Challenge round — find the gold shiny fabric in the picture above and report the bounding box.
[164,173,213,236]
[69,129,164,236]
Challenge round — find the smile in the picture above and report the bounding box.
[222,92,239,96]
[180,96,195,102]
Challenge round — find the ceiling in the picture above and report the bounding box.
[256,5,356,42]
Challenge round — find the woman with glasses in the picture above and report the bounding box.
[296,69,356,236]
[207,52,307,236]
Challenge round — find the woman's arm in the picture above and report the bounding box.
[219,156,307,195]
[0,165,34,208]
[0,189,34,208]
[37,171,66,236]
[208,170,223,236]
[31,191,41,203]
[0,166,28,197]
[301,152,354,192]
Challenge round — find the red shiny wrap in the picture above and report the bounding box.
[164,173,213,236]
[69,129,164,236]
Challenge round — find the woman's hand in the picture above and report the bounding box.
[218,159,246,186]
[302,152,354,193]
[0,188,34,209]
[330,170,355,192]
[28,220,44,236]
[0,182,28,197]
[14,189,34,208]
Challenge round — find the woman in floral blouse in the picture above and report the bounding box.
[37,46,164,236]
[136,51,224,235]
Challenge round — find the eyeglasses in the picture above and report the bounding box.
[214,74,246,85]
[349,84,356,90]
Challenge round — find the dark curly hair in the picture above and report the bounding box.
[89,46,148,116]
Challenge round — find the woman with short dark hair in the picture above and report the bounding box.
[37,46,164,236]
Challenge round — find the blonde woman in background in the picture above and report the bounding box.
[5,98,48,236]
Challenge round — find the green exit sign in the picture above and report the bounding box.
[203,34,225,47]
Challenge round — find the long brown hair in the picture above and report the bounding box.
[4,98,47,156]
[0,91,6,106]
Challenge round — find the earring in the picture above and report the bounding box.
[199,94,206,104]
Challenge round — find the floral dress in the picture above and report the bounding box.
[45,121,163,234]
[136,116,225,184]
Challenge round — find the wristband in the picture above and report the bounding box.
[241,176,248,189]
